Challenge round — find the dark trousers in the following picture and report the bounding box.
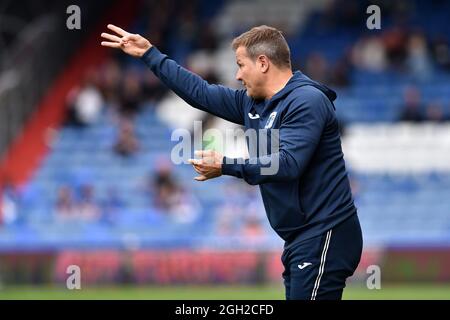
[281,214,363,300]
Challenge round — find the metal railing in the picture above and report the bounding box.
[0,0,114,160]
[0,15,59,157]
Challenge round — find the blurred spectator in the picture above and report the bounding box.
[55,185,76,221]
[173,4,197,61]
[142,72,167,104]
[398,86,424,122]
[187,52,217,80]
[187,53,221,130]
[119,70,143,118]
[149,158,178,211]
[406,32,433,80]
[196,23,219,52]
[305,52,329,84]
[351,36,387,72]
[382,27,408,69]
[113,116,139,157]
[431,36,450,72]
[321,0,363,29]
[76,184,101,222]
[149,158,201,223]
[0,182,20,225]
[65,69,104,127]
[330,52,352,87]
[55,184,102,222]
[99,59,122,106]
[167,186,201,224]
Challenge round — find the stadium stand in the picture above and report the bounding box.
[1,0,450,254]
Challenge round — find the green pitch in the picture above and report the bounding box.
[0,284,449,300]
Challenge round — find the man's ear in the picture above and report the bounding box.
[257,55,269,73]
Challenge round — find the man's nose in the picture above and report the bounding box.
[235,71,241,81]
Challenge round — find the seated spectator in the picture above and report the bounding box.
[65,69,104,127]
[149,158,201,223]
[166,186,201,224]
[142,72,167,104]
[382,26,408,69]
[330,52,351,88]
[351,35,387,72]
[76,184,101,222]
[55,185,77,221]
[305,52,330,84]
[149,158,178,211]
[119,70,143,118]
[113,116,139,157]
[431,35,450,72]
[1,181,20,226]
[406,32,433,80]
[398,86,424,122]
[99,59,122,106]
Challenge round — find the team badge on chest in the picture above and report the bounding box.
[264,111,277,129]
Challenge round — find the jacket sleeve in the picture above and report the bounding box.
[141,46,246,125]
[221,92,330,185]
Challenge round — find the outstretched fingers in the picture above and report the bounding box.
[107,24,129,37]
[101,41,121,48]
[101,32,121,43]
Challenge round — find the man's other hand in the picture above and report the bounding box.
[101,24,152,58]
[188,150,223,181]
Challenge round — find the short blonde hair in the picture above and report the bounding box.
[232,25,291,69]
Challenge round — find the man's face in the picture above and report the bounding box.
[235,46,265,99]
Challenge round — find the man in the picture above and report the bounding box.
[101,24,362,300]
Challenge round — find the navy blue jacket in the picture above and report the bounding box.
[142,47,357,247]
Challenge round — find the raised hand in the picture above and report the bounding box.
[101,24,152,58]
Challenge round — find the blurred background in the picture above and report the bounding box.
[0,0,450,299]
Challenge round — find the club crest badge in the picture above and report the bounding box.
[264,111,277,129]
